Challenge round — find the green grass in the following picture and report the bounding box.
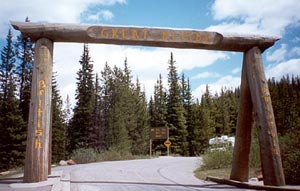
[194,168,231,180]
[194,167,262,181]
[0,167,23,179]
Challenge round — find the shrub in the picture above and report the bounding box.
[279,130,300,185]
[70,148,98,164]
[98,146,134,161]
[201,146,233,170]
[250,129,261,168]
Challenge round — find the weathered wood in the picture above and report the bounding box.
[230,53,253,182]
[24,38,53,183]
[245,47,285,186]
[11,21,279,52]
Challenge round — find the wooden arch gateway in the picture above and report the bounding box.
[11,21,285,186]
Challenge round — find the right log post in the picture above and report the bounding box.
[231,46,285,186]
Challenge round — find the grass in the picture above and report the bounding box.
[194,167,262,181]
[195,168,231,180]
[194,145,262,181]
[0,167,23,179]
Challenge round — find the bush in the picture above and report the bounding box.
[70,148,98,164]
[280,130,300,185]
[250,129,261,168]
[201,146,233,170]
[98,146,134,161]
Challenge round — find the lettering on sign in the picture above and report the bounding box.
[261,85,280,155]
[35,79,46,149]
[87,26,222,45]
[150,127,168,140]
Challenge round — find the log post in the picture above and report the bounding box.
[245,47,285,186]
[230,52,253,182]
[24,38,53,183]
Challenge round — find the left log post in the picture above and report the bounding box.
[24,38,53,183]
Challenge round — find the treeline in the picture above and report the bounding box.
[0,22,300,184]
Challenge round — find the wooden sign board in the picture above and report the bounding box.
[87,26,222,45]
[150,127,168,140]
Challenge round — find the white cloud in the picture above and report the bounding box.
[290,47,300,57]
[191,72,221,79]
[209,0,300,35]
[266,44,287,63]
[292,37,300,43]
[0,0,126,38]
[266,58,300,80]
[86,10,114,22]
[192,75,241,100]
[231,67,241,74]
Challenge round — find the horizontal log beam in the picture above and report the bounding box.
[11,21,279,52]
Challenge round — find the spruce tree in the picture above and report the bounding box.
[14,17,34,123]
[107,65,131,152]
[0,29,26,170]
[68,44,94,152]
[189,100,212,155]
[51,73,66,162]
[130,78,149,155]
[152,74,168,128]
[166,52,188,156]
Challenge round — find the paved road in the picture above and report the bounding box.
[54,156,255,191]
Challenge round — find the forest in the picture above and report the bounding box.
[0,23,299,184]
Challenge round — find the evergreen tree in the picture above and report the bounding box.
[189,100,212,155]
[14,17,34,123]
[68,44,94,152]
[51,73,66,162]
[107,65,131,152]
[180,75,194,155]
[151,74,168,128]
[166,52,188,156]
[91,73,102,149]
[99,62,113,150]
[130,78,149,155]
[0,29,26,170]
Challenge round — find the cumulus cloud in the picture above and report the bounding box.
[231,67,241,74]
[0,0,126,37]
[192,75,241,100]
[266,44,288,63]
[209,0,300,35]
[290,47,300,57]
[86,10,114,22]
[266,59,300,79]
[191,72,221,79]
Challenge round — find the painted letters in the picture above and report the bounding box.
[35,79,46,149]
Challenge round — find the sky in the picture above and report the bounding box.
[1,0,300,106]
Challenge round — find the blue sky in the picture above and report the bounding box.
[1,0,300,104]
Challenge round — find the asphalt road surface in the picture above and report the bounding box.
[54,156,255,191]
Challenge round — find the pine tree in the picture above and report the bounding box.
[107,65,131,152]
[166,52,188,156]
[14,17,34,123]
[189,100,212,155]
[130,78,149,155]
[91,73,102,149]
[0,29,26,170]
[152,74,168,128]
[68,44,94,152]
[180,75,194,155]
[51,73,66,162]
